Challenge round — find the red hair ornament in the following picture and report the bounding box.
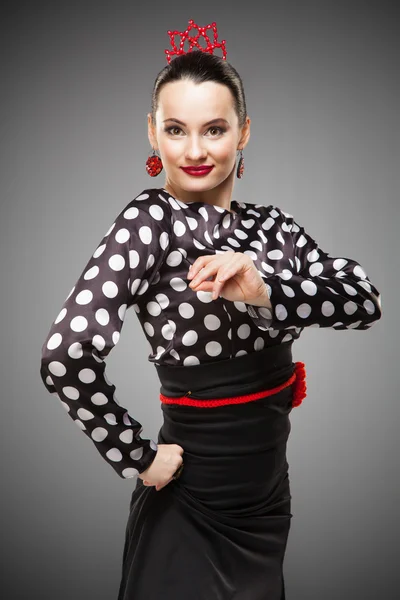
[164,19,227,63]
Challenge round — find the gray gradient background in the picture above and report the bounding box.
[1,1,398,598]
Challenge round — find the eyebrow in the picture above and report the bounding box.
[162,118,229,126]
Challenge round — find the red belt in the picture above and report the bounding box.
[159,361,307,409]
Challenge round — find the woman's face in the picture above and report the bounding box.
[148,79,249,194]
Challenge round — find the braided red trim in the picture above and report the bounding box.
[159,361,307,409]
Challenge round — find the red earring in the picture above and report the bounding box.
[146,149,163,177]
[236,149,244,179]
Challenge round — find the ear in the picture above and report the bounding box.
[147,113,157,150]
[238,116,251,150]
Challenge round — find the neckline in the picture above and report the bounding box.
[160,188,241,217]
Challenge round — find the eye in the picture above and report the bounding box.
[164,126,226,136]
[164,126,184,136]
[208,126,225,136]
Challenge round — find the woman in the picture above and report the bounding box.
[40,20,382,600]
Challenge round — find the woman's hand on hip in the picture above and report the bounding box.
[187,251,272,307]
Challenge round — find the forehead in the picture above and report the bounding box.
[158,80,236,120]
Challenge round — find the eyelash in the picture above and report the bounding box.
[164,126,226,137]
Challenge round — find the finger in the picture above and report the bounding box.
[188,254,223,280]
[188,259,225,289]
[213,255,250,298]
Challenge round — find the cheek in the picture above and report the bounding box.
[160,141,179,162]
[215,139,236,161]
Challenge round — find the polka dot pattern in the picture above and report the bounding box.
[245,206,382,332]
[40,188,382,480]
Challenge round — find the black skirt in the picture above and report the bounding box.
[117,341,300,600]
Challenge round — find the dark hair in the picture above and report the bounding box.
[150,51,247,128]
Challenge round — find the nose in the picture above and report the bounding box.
[185,135,207,161]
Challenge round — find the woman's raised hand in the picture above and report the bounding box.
[187,251,272,308]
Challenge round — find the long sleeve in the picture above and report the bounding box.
[40,193,171,479]
[246,206,382,331]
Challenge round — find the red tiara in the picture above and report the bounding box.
[164,19,227,64]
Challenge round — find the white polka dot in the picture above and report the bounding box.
[95,309,110,326]
[342,283,358,296]
[93,244,106,258]
[62,386,79,400]
[234,301,247,312]
[155,293,170,309]
[91,427,108,442]
[106,448,123,462]
[307,249,319,262]
[275,304,288,321]
[174,221,186,236]
[47,333,62,350]
[131,279,142,295]
[197,290,213,303]
[170,277,187,292]
[267,249,283,260]
[147,301,161,316]
[92,336,106,352]
[353,265,367,279]
[179,302,194,318]
[70,316,88,332]
[104,413,117,425]
[258,307,272,320]
[102,281,118,298]
[55,308,67,324]
[262,217,275,230]
[344,301,358,315]
[296,234,307,248]
[160,232,170,250]
[321,301,335,317]
[115,228,130,243]
[124,206,139,219]
[166,251,183,266]
[237,324,251,339]
[161,321,176,340]
[297,303,312,318]
[109,254,125,271]
[149,204,164,220]
[301,280,318,295]
[333,258,348,270]
[281,284,295,298]
[91,392,108,405]
[77,408,95,420]
[48,361,66,377]
[138,226,152,244]
[119,429,134,444]
[309,262,323,276]
[78,369,96,384]
[105,222,116,236]
[182,330,198,346]
[129,250,140,269]
[76,290,93,305]
[254,337,264,351]
[84,265,99,280]
[204,315,221,330]
[118,304,127,320]
[128,447,144,461]
[364,299,375,314]
[122,468,139,479]
[183,355,200,366]
[144,322,154,336]
[205,341,222,356]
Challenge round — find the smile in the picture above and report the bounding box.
[180,166,214,176]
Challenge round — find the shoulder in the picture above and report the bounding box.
[112,188,173,230]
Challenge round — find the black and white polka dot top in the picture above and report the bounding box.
[40,187,382,480]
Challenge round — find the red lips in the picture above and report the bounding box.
[181,166,214,176]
